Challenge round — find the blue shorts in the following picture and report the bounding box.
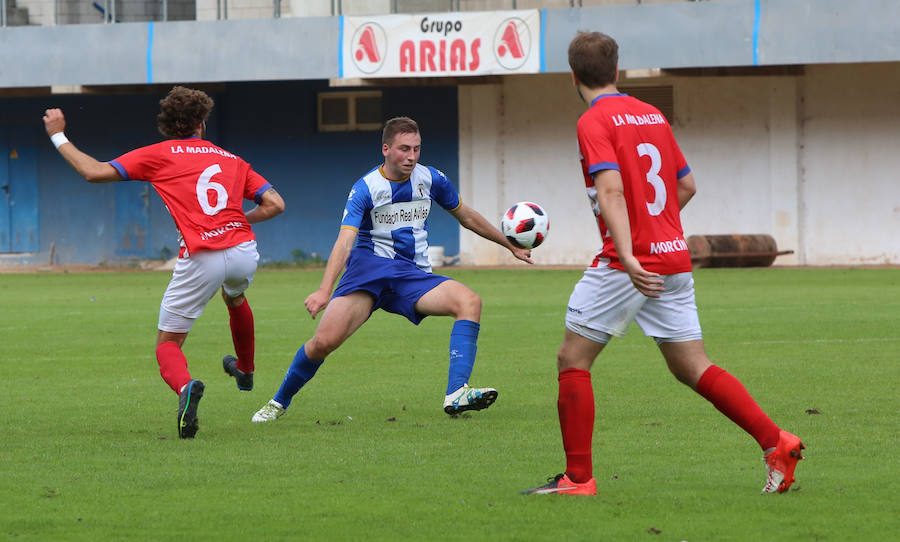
[333,248,450,325]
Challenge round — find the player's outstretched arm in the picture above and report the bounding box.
[245,188,285,224]
[305,227,357,319]
[42,108,121,183]
[450,203,533,264]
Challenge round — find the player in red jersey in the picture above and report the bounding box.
[43,87,284,439]
[523,33,803,496]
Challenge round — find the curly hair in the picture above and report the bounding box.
[157,86,215,139]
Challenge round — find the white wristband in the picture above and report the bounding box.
[50,132,69,149]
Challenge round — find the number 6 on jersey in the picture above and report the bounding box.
[197,164,228,215]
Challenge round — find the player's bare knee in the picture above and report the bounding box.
[460,291,482,320]
[222,290,245,307]
[556,349,578,372]
[669,367,695,388]
[157,330,188,348]
[666,359,708,389]
[306,334,339,359]
[447,287,480,320]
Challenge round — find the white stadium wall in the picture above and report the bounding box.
[673,74,802,265]
[800,63,900,266]
[459,74,594,266]
[458,63,900,266]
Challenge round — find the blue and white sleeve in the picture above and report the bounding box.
[428,167,461,211]
[340,181,371,229]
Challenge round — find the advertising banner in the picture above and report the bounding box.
[340,10,542,79]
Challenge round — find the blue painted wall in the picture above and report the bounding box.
[0,81,459,265]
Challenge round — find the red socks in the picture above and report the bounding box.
[228,299,255,374]
[696,365,781,451]
[156,341,191,394]
[555,364,778,483]
[558,368,595,483]
[155,300,254,394]
[555,364,777,483]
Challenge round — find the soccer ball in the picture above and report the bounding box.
[501,201,549,249]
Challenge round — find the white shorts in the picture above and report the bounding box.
[564,265,702,344]
[158,240,259,333]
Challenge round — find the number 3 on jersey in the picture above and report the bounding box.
[197,164,228,215]
[637,143,666,216]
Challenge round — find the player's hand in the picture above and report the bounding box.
[43,108,66,136]
[622,255,664,298]
[510,246,534,264]
[304,289,331,319]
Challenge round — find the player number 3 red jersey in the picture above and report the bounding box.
[577,93,692,275]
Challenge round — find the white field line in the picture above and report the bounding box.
[733,337,899,345]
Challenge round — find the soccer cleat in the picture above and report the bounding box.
[177,379,205,439]
[521,473,598,495]
[762,430,805,493]
[443,384,498,415]
[222,355,254,391]
[252,400,286,423]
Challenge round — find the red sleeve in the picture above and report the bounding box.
[241,163,273,204]
[667,127,690,178]
[577,116,619,175]
[109,144,167,181]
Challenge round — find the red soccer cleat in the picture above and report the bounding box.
[522,473,597,496]
[762,430,805,493]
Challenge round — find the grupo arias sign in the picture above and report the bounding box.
[340,10,541,78]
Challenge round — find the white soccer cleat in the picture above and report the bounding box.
[443,384,498,416]
[252,400,286,423]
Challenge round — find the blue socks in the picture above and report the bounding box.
[446,320,480,395]
[274,321,479,407]
[274,345,323,408]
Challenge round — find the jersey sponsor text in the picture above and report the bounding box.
[649,237,689,255]
[371,200,431,231]
[200,221,245,241]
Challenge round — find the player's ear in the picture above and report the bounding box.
[382,143,390,157]
[614,66,620,84]
[570,70,579,86]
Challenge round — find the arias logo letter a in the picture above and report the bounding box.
[497,21,524,59]
[350,22,387,74]
[356,25,380,63]
[493,17,530,71]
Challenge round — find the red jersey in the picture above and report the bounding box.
[110,138,272,256]
[577,93,692,274]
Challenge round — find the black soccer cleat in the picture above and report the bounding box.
[222,355,254,391]
[178,379,205,439]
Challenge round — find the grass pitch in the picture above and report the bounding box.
[1,267,898,541]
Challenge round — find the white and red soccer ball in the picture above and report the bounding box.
[501,201,549,249]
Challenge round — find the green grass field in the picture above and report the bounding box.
[2,267,898,541]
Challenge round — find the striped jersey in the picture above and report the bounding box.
[341,163,460,271]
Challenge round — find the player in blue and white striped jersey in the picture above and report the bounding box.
[342,160,458,273]
[253,117,532,422]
